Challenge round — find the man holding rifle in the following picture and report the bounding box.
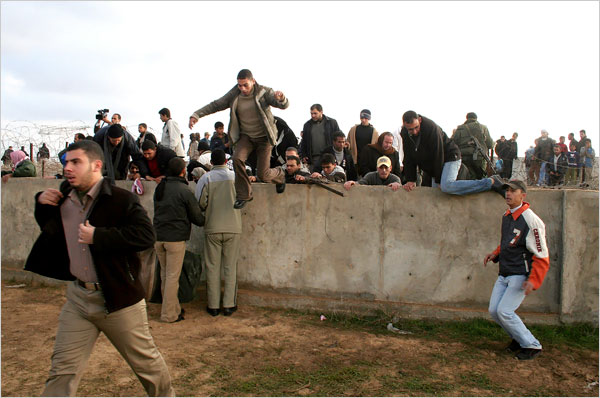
[452,112,495,180]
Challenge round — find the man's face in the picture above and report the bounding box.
[382,135,394,152]
[111,114,121,124]
[553,146,561,155]
[585,140,591,148]
[403,117,422,136]
[138,125,147,134]
[377,165,391,179]
[559,136,565,143]
[204,133,210,139]
[310,109,323,122]
[321,163,335,175]
[333,137,345,151]
[64,149,101,191]
[286,159,300,175]
[580,131,586,139]
[216,126,225,136]
[512,133,518,140]
[159,114,168,123]
[108,136,122,146]
[73,135,82,142]
[129,165,139,174]
[505,187,525,209]
[237,78,255,96]
[360,117,370,126]
[541,131,548,138]
[143,148,157,160]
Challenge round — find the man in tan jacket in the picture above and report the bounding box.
[347,109,379,176]
[189,69,288,209]
[195,149,242,316]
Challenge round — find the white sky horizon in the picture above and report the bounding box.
[1,1,599,156]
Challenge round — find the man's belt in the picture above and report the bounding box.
[76,279,101,291]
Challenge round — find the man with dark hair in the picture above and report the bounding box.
[189,69,289,209]
[195,149,242,316]
[2,145,13,166]
[210,121,231,153]
[451,112,494,180]
[400,111,504,195]
[580,138,595,186]
[300,104,341,172]
[25,139,174,396]
[315,131,357,181]
[534,130,555,186]
[285,155,310,183]
[136,123,157,149]
[37,143,50,161]
[159,108,184,157]
[141,140,178,182]
[344,156,402,191]
[358,132,402,179]
[484,179,549,360]
[547,143,568,186]
[93,123,145,181]
[298,153,346,183]
[153,157,204,323]
[503,132,519,179]
[347,109,379,170]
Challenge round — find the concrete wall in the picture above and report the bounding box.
[1,178,597,324]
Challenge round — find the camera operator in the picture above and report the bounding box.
[94,110,127,134]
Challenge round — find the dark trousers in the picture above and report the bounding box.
[501,158,513,179]
[233,134,284,200]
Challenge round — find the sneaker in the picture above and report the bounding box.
[505,339,521,353]
[490,175,506,196]
[515,348,541,360]
[276,180,286,194]
[233,197,253,209]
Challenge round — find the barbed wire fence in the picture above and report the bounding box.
[0,120,159,177]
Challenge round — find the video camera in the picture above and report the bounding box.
[95,109,110,120]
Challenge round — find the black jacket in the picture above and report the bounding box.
[299,115,340,165]
[140,145,177,179]
[94,127,145,180]
[153,176,204,242]
[316,146,358,181]
[271,116,299,167]
[135,132,157,149]
[400,115,461,184]
[358,145,402,179]
[24,179,156,313]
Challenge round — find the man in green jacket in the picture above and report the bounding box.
[195,149,242,316]
[189,69,288,209]
[451,112,494,180]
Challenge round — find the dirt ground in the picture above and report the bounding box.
[1,281,598,397]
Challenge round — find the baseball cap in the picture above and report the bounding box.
[502,179,527,193]
[376,156,391,168]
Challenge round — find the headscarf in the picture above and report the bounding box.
[367,132,396,156]
[10,150,28,168]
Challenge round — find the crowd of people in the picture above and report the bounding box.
[10,68,584,395]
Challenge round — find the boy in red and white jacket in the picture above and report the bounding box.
[484,179,549,360]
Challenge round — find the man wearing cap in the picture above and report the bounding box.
[451,112,494,180]
[400,111,504,196]
[347,109,379,172]
[300,104,342,173]
[189,69,288,209]
[93,123,145,181]
[344,156,402,191]
[484,179,549,360]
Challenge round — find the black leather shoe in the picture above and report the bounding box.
[206,307,220,317]
[233,197,253,209]
[516,348,541,360]
[490,175,506,197]
[505,339,521,353]
[222,306,237,316]
[276,180,286,194]
[174,311,185,322]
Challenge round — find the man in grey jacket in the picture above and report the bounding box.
[343,156,402,191]
[189,69,288,209]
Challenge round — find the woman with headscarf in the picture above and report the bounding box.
[358,132,403,179]
[1,150,37,182]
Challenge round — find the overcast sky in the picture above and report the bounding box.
[1,1,598,155]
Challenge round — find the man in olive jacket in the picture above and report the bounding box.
[189,69,288,209]
[24,140,174,396]
[452,112,494,180]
